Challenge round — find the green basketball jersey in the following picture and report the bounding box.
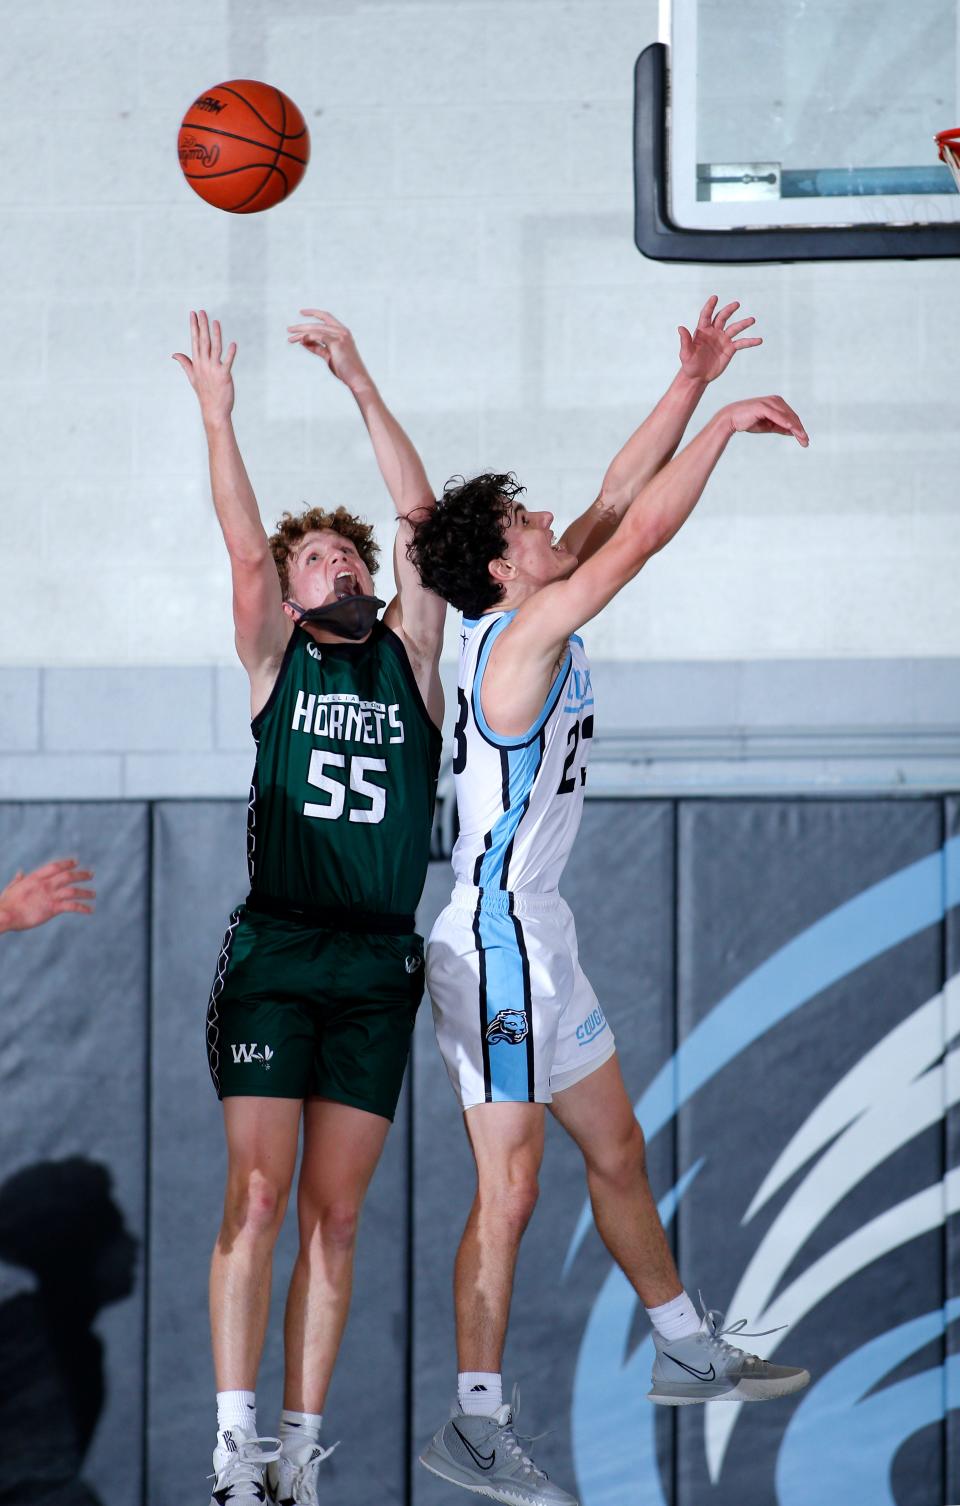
[248,622,442,915]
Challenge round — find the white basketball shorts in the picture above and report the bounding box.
[426,882,616,1109]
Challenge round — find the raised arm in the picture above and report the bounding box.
[173,311,289,706]
[559,297,763,564]
[485,396,808,734]
[287,310,446,715]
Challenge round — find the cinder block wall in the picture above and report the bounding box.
[1,0,957,673]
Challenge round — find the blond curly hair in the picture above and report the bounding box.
[269,505,380,596]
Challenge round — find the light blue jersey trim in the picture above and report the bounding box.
[471,611,572,750]
[477,906,533,1102]
[477,737,544,890]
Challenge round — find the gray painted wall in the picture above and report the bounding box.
[1,796,957,1505]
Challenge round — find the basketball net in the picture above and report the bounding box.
[935,128,960,192]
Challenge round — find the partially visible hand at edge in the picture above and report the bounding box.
[0,858,96,934]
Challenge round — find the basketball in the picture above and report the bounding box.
[177,79,310,213]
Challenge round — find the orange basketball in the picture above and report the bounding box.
[177,79,310,213]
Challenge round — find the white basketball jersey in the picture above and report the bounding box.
[451,610,595,893]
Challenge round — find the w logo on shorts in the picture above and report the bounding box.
[231,1043,274,1065]
[485,1009,529,1046]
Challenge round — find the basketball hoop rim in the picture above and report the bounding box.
[935,126,960,161]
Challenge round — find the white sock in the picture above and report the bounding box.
[646,1290,701,1341]
[217,1389,257,1435]
[280,1408,323,1444]
[458,1372,502,1415]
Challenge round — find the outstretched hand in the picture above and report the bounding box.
[679,296,763,383]
[0,858,96,933]
[722,394,809,445]
[172,310,237,424]
[286,310,373,392]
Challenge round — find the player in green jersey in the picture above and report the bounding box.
[174,309,444,1506]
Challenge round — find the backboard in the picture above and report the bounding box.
[636,0,960,261]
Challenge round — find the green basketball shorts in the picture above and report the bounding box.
[205,897,425,1121]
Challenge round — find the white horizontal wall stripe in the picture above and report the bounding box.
[0,660,956,797]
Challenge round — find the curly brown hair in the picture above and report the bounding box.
[406,473,524,617]
[269,505,380,596]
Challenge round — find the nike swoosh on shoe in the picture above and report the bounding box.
[663,1354,717,1381]
[452,1423,496,1470]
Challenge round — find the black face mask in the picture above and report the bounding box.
[286,594,386,641]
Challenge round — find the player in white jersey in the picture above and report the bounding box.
[409,299,813,1505]
[430,610,605,1108]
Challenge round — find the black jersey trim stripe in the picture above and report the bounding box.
[470,744,508,887]
[508,895,536,1103]
[473,897,493,1102]
[380,624,443,746]
[499,727,546,891]
[250,624,299,737]
[473,828,493,887]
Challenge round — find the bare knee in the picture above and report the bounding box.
[222,1167,289,1243]
[587,1116,647,1189]
[476,1167,540,1241]
[299,1195,361,1256]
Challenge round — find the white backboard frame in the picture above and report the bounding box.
[663,0,960,232]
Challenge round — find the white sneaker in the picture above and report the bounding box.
[267,1435,338,1506]
[209,1427,282,1504]
[648,1303,810,1405]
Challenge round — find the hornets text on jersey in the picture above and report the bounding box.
[247,622,441,915]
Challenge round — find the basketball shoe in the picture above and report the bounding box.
[209,1427,281,1504]
[420,1388,577,1506]
[648,1303,810,1405]
[266,1435,338,1506]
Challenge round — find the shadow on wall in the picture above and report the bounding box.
[0,1158,138,1506]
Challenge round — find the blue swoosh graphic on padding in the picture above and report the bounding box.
[570,1165,703,1506]
[776,1301,960,1506]
[565,836,960,1273]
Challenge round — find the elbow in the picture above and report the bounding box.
[596,480,628,518]
[627,518,665,563]
[626,496,676,560]
[225,534,272,571]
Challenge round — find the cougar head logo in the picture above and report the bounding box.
[485,1008,529,1046]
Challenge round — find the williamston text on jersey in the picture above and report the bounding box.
[248,623,442,914]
